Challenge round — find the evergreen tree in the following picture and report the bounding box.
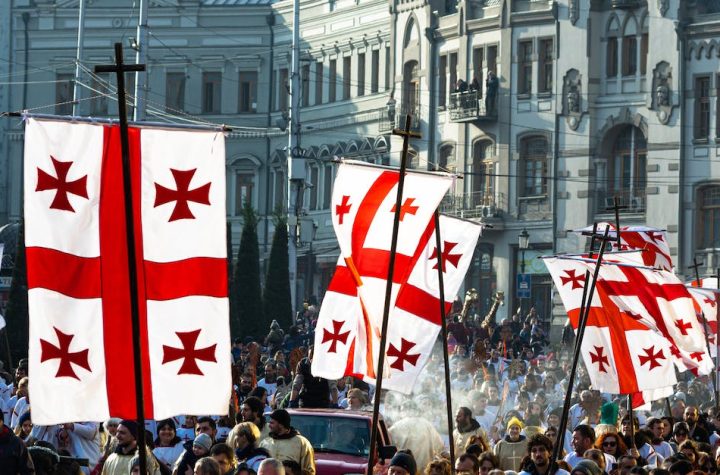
[263,213,293,330]
[5,221,28,365]
[233,203,263,339]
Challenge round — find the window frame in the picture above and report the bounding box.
[518,40,533,97]
[538,38,554,94]
[519,136,549,198]
[357,53,366,97]
[238,70,258,113]
[202,71,222,114]
[606,37,618,78]
[694,75,711,141]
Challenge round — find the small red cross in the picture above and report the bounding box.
[560,269,586,290]
[40,327,91,380]
[589,345,609,373]
[391,198,419,221]
[704,297,716,307]
[162,329,217,375]
[669,344,681,359]
[322,320,350,353]
[335,195,352,225]
[645,231,664,243]
[430,241,462,273]
[154,169,211,222]
[674,319,693,336]
[689,351,704,362]
[36,156,89,212]
[387,338,420,371]
[638,346,665,370]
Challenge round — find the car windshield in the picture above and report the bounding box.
[290,415,370,456]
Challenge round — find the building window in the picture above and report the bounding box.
[520,136,548,197]
[278,68,289,111]
[606,125,647,208]
[301,65,310,107]
[329,59,337,102]
[385,46,391,90]
[202,72,221,114]
[607,37,618,77]
[488,45,498,74]
[343,56,351,100]
[234,173,254,215]
[717,74,720,138]
[640,33,648,75]
[622,36,637,77]
[439,55,447,108]
[371,50,379,93]
[472,140,495,206]
[695,76,711,140]
[518,40,533,96]
[315,62,323,105]
[698,186,720,249]
[55,73,74,115]
[473,47,484,98]
[309,165,319,211]
[438,143,454,171]
[449,52,458,92]
[91,73,109,115]
[357,53,365,97]
[538,39,553,94]
[165,72,185,113]
[272,168,285,211]
[238,71,257,113]
[323,164,333,209]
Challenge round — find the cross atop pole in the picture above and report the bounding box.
[94,43,148,475]
[366,114,418,475]
[689,257,704,286]
[605,195,627,243]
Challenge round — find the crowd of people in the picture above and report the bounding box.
[1,299,719,475]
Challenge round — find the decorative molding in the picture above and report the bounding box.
[651,61,673,125]
[562,69,583,130]
[569,0,579,25]
[657,0,669,17]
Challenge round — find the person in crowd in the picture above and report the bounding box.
[102,420,161,475]
[519,434,570,475]
[227,422,269,471]
[669,423,690,452]
[194,457,222,475]
[389,450,418,475]
[13,412,31,442]
[455,407,488,460]
[174,433,213,475]
[260,410,315,475]
[455,452,480,474]
[209,443,236,475]
[646,417,675,459]
[153,419,185,470]
[290,348,337,408]
[677,440,699,469]
[258,458,286,475]
[564,425,615,470]
[345,388,372,411]
[683,407,709,444]
[241,397,270,442]
[582,449,606,472]
[493,417,528,471]
[595,431,628,462]
[0,410,34,474]
[569,459,602,475]
[282,460,302,475]
[58,421,102,474]
[425,457,452,475]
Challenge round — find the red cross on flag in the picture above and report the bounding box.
[24,118,230,425]
[686,286,718,357]
[544,257,677,396]
[312,161,455,388]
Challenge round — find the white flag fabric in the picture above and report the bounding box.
[25,118,230,424]
[545,257,677,395]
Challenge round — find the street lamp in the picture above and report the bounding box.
[518,228,530,318]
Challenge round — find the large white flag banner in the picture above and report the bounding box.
[25,118,231,424]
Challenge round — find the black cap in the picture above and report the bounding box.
[269,409,291,428]
[390,452,416,475]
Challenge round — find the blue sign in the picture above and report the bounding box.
[517,273,532,299]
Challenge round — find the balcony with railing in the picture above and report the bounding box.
[378,104,422,133]
[594,188,647,215]
[439,191,506,221]
[448,91,497,123]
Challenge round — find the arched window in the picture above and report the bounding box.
[698,186,720,249]
[438,143,455,171]
[606,15,620,78]
[607,125,646,210]
[465,243,495,317]
[270,151,286,212]
[470,140,495,207]
[519,136,548,197]
[228,155,261,216]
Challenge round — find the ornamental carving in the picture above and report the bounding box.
[562,69,583,130]
[651,61,673,125]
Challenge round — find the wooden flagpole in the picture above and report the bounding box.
[94,43,149,475]
[689,257,718,407]
[433,210,456,470]
[551,225,611,473]
[366,114,420,475]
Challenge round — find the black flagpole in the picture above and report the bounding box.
[433,210,456,469]
[551,225,611,473]
[95,43,148,475]
[366,114,420,475]
[689,257,718,407]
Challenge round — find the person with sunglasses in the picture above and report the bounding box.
[595,432,628,462]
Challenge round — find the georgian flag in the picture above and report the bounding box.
[312,161,455,390]
[545,257,677,396]
[24,118,231,425]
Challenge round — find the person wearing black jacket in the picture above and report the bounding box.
[0,415,34,475]
[684,406,710,444]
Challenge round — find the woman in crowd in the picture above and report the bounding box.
[424,457,452,475]
[479,452,500,475]
[153,419,185,470]
[677,440,700,469]
[227,422,269,472]
[14,411,32,442]
[595,431,628,462]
